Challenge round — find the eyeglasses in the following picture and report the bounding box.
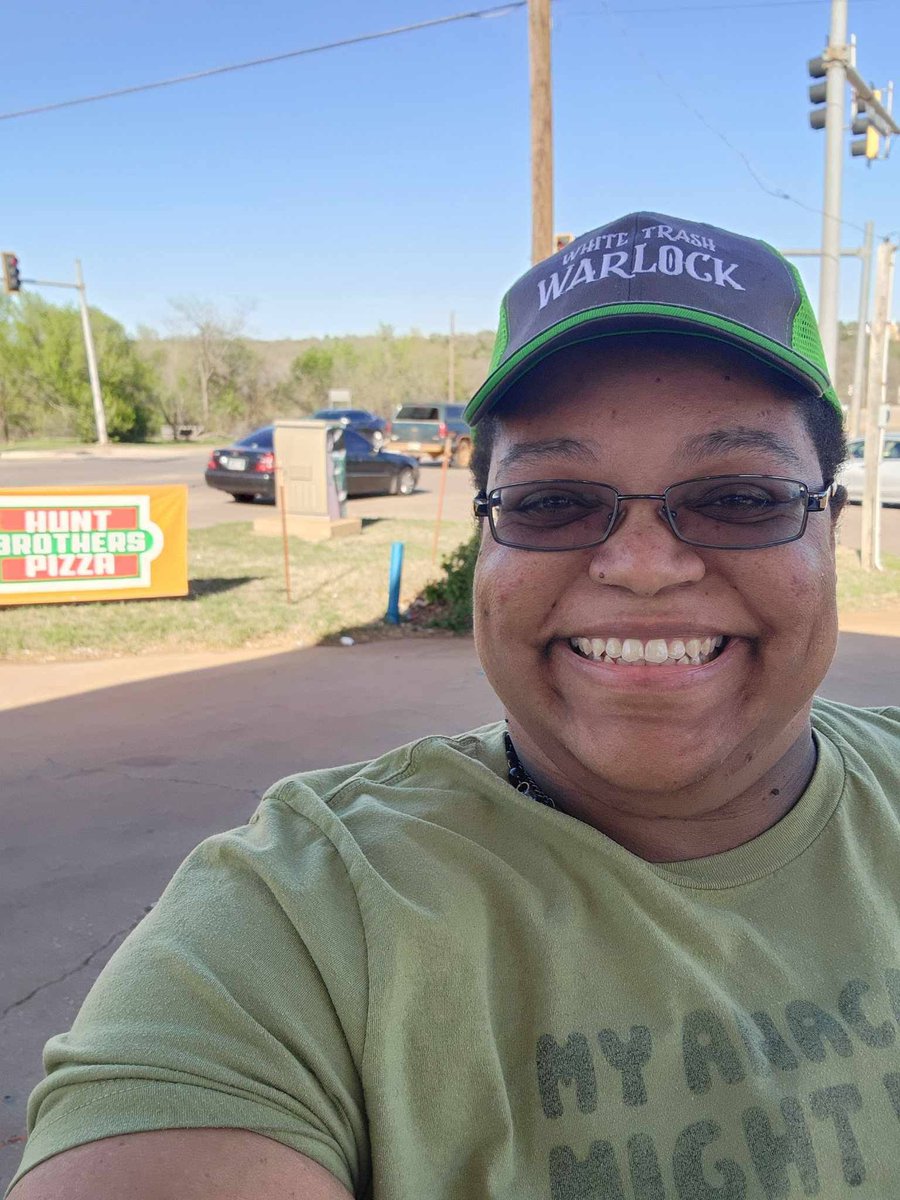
[473,475,837,552]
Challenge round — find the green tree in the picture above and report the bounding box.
[1,294,159,442]
[290,345,336,409]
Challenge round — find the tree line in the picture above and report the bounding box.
[0,293,892,445]
[0,293,495,444]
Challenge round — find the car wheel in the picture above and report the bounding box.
[452,439,472,469]
[234,494,255,503]
[396,468,416,496]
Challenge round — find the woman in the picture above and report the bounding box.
[12,213,899,1199]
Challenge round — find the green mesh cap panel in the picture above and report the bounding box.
[488,295,510,375]
[785,261,833,375]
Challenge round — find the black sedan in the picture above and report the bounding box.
[205,426,419,503]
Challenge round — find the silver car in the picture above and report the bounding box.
[839,435,900,505]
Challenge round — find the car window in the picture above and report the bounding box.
[343,429,373,454]
[445,405,466,421]
[846,441,864,460]
[885,439,900,459]
[235,427,274,450]
[396,406,439,421]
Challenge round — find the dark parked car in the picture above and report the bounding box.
[313,408,388,446]
[205,426,419,503]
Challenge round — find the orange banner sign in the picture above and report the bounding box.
[0,485,188,606]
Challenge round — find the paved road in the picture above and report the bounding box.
[0,451,476,529]
[1,633,898,1188]
[2,449,899,552]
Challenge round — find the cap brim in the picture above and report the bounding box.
[464,303,839,425]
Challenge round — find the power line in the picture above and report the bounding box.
[595,0,882,241]
[0,3,526,123]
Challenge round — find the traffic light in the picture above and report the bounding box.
[808,55,827,130]
[850,91,882,160]
[555,232,574,253]
[1,252,20,293]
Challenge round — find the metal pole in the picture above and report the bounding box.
[818,0,848,380]
[448,311,455,405]
[75,259,108,446]
[873,248,895,570]
[859,239,894,571]
[529,0,553,265]
[277,471,293,602]
[431,438,452,566]
[848,220,874,438]
[386,541,404,624]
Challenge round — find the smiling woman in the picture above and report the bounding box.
[11,212,900,1200]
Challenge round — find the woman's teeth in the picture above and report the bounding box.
[569,635,726,666]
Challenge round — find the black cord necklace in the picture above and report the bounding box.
[504,732,558,810]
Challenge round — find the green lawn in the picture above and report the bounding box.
[0,517,471,661]
[835,545,900,610]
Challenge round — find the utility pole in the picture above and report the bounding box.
[807,1,898,384]
[859,238,895,572]
[818,0,848,380]
[529,0,553,265]
[848,219,874,438]
[448,311,456,405]
[19,258,109,446]
[75,259,108,446]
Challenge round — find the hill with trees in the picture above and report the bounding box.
[0,293,894,444]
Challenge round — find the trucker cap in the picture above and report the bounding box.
[464,211,840,425]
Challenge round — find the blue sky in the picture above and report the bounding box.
[3,0,898,339]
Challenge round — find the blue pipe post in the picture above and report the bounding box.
[386,541,404,624]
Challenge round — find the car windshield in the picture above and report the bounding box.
[396,406,439,421]
[343,429,374,454]
[446,405,466,420]
[234,427,274,450]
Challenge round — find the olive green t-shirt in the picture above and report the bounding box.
[13,698,900,1198]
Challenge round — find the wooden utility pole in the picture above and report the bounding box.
[859,238,896,571]
[448,311,456,405]
[529,0,553,265]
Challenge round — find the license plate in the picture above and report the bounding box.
[407,441,422,451]
[224,456,247,470]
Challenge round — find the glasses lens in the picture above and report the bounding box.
[666,476,808,547]
[490,480,618,549]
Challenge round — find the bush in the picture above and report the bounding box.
[418,528,479,631]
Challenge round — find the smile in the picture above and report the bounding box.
[568,635,726,666]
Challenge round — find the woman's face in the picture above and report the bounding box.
[473,342,839,816]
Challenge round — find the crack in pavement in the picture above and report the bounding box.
[0,909,151,1022]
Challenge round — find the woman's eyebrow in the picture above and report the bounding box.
[679,427,804,467]
[496,438,595,474]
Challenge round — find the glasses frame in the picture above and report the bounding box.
[473,474,837,552]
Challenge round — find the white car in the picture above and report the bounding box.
[839,435,900,505]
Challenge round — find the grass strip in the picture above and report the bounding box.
[0,517,471,662]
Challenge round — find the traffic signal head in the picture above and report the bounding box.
[1,252,20,293]
[808,55,828,129]
[850,90,882,160]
